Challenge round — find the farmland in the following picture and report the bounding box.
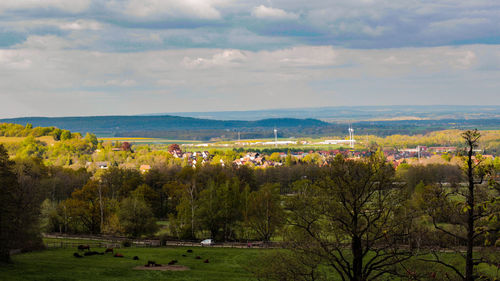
[0,136,56,145]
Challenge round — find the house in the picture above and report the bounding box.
[95,161,109,169]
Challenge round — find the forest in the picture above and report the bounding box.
[2,115,500,140]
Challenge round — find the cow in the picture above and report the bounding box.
[104,248,114,254]
[77,245,90,251]
[73,253,83,258]
[84,251,99,256]
[114,253,124,258]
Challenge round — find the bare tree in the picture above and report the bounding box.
[419,129,499,280]
[284,155,412,281]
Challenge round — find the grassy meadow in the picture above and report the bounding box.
[1,246,262,281]
[1,241,498,281]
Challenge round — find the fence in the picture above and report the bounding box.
[45,241,121,249]
[44,234,282,249]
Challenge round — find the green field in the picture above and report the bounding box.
[2,246,498,281]
[98,137,203,145]
[1,246,262,281]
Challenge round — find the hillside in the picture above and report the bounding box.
[1,115,499,141]
[165,105,500,121]
[0,115,328,138]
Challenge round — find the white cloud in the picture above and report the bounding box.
[14,35,74,50]
[182,49,247,69]
[111,0,225,20]
[1,42,499,117]
[0,50,32,69]
[104,79,137,87]
[0,0,90,14]
[252,5,299,20]
[59,19,102,31]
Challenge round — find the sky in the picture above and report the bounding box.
[0,0,500,118]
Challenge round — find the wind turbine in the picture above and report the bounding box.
[274,127,278,147]
[348,124,354,149]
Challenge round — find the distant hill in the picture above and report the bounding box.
[0,115,328,138]
[1,114,498,140]
[162,105,500,121]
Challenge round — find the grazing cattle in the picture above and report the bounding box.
[73,253,83,258]
[146,260,156,267]
[104,248,114,254]
[187,249,193,253]
[182,254,187,257]
[195,256,201,259]
[84,251,99,256]
[168,260,178,265]
[204,259,209,263]
[77,245,90,251]
[133,256,139,260]
[114,253,124,258]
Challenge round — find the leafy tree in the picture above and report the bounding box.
[268,152,281,162]
[121,142,131,152]
[285,150,294,167]
[0,147,45,263]
[168,144,181,153]
[118,196,158,237]
[84,133,98,148]
[60,130,72,141]
[17,136,47,159]
[64,180,108,234]
[247,183,284,242]
[0,144,21,262]
[197,179,242,240]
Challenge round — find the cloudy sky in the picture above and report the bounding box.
[0,0,499,117]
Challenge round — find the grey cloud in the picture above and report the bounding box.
[0,0,499,50]
[1,44,499,117]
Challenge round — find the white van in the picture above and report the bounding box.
[201,239,213,246]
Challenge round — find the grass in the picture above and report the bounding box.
[1,246,262,281]
[99,138,203,145]
[2,245,498,281]
[0,136,56,145]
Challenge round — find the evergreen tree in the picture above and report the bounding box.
[0,144,19,263]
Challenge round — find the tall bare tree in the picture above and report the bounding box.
[283,155,412,281]
[419,129,499,280]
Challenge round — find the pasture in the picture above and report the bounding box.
[1,238,497,280]
[0,246,261,281]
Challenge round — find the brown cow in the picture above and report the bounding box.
[77,245,90,251]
